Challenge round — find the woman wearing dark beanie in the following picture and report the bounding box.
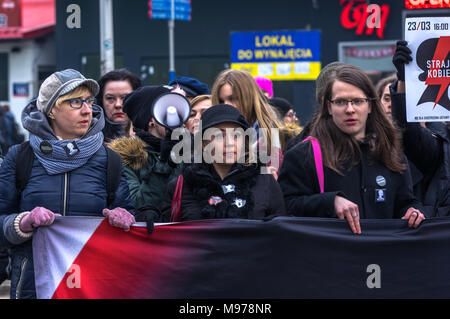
[269,97,302,151]
[157,104,286,222]
[269,97,299,124]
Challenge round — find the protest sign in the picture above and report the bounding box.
[405,17,450,122]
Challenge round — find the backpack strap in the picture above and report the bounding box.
[303,136,324,194]
[170,174,184,222]
[15,141,34,197]
[15,143,122,207]
[105,146,122,208]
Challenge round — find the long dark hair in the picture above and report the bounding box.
[310,64,405,175]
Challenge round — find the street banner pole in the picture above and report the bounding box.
[168,0,176,82]
[148,0,191,82]
[100,0,115,76]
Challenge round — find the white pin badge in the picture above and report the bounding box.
[375,189,386,202]
[376,175,386,187]
[222,184,236,194]
[233,198,246,208]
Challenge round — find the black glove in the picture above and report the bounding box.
[392,40,412,81]
[160,129,179,163]
[135,206,160,234]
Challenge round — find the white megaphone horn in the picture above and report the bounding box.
[151,92,191,129]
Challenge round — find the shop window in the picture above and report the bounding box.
[338,41,397,72]
[140,56,228,88]
[80,54,123,81]
[0,14,7,27]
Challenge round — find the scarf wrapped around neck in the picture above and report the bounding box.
[29,132,104,175]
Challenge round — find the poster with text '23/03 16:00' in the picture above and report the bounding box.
[405,17,450,123]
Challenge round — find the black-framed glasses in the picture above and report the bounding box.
[329,98,371,107]
[64,97,96,109]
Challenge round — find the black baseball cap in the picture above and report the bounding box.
[201,104,250,132]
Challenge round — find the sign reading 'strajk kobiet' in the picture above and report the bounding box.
[230,30,321,81]
[405,16,450,122]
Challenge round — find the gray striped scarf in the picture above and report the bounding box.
[29,132,104,175]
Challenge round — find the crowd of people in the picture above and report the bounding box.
[0,105,24,156]
[0,41,448,298]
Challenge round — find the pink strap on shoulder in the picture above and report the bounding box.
[303,136,324,193]
[170,175,184,222]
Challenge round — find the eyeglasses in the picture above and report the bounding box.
[329,98,371,107]
[285,111,297,118]
[64,97,96,109]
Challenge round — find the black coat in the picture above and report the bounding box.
[159,163,286,222]
[278,140,423,219]
[390,82,450,217]
[285,118,426,210]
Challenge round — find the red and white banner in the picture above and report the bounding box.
[33,216,450,299]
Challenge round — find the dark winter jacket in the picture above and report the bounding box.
[159,163,286,222]
[390,81,449,217]
[285,121,426,206]
[279,139,423,219]
[0,101,134,299]
[109,130,182,212]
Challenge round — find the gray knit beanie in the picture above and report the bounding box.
[37,69,100,115]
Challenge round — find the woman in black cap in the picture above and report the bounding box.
[157,104,286,222]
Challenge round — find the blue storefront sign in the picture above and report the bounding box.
[230,30,321,80]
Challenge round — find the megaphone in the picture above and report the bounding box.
[151,92,191,129]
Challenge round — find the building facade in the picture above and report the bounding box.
[0,0,56,132]
[55,0,449,123]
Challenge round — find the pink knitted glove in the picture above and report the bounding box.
[19,207,61,233]
[102,207,136,232]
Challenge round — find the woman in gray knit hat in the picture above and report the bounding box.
[0,69,135,299]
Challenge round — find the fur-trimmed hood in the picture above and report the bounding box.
[108,136,148,171]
